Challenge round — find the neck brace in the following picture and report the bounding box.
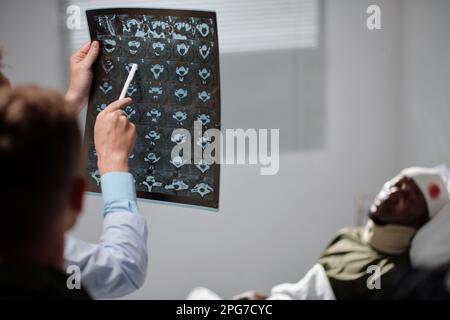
[362,219,417,255]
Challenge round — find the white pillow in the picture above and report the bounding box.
[410,201,450,268]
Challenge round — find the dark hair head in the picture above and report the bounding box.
[0,86,82,249]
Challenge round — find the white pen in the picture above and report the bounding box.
[119,63,138,99]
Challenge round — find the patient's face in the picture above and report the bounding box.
[369,176,428,228]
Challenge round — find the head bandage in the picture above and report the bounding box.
[399,167,449,218]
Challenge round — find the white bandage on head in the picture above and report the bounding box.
[401,167,450,218]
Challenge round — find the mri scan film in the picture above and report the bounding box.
[85,8,220,208]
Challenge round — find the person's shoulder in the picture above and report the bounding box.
[0,263,91,300]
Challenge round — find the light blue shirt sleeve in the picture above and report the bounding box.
[100,172,138,216]
[65,212,148,299]
[64,171,148,299]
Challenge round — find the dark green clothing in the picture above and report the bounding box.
[0,263,91,300]
[386,263,450,299]
[319,227,411,300]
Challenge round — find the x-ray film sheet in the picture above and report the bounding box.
[84,8,220,208]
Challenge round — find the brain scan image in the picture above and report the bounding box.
[197,42,214,62]
[89,169,101,186]
[145,107,162,123]
[123,105,139,122]
[95,102,108,114]
[127,40,141,54]
[175,65,189,81]
[121,16,147,37]
[144,128,161,145]
[85,8,220,208]
[145,83,167,104]
[195,159,210,173]
[142,175,163,192]
[126,80,138,96]
[172,19,194,40]
[196,23,210,38]
[174,88,188,102]
[170,63,194,84]
[197,66,212,85]
[95,15,119,36]
[173,41,194,61]
[197,135,212,150]
[170,155,187,168]
[165,179,189,191]
[144,151,161,165]
[149,40,170,59]
[172,110,188,126]
[148,18,170,38]
[101,56,117,75]
[171,132,188,145]
[120,61,143,80]
[195,19,214,40]
[197,90,211,103]
[191,182,213,198]
[196,113,211,126]
[122,37,145,58]
[148,62,168,81]
[99,37,120,55]
[172,86,192,105]
[98,80,114,96]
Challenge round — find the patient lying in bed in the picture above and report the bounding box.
[189,166,450,300]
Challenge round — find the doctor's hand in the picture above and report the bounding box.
[65,41,99,114]
[94,97,136,176]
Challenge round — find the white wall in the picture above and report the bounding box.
[0,0,64,90]
[118,0,400,298]
[398,0,450,168]
[0,0,405,299]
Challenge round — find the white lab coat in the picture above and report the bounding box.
[64,211,148,299]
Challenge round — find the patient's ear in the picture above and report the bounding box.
[65,176,86,230]
[71,176,86,211]
[0,71,11,88]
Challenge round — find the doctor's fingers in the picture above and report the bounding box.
[80,41,100,68]
[108,109,130,124]
[105,97,133,113]
[111,110,136,132]
[70,42,91,63]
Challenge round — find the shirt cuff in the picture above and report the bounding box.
[100,172,138,216]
